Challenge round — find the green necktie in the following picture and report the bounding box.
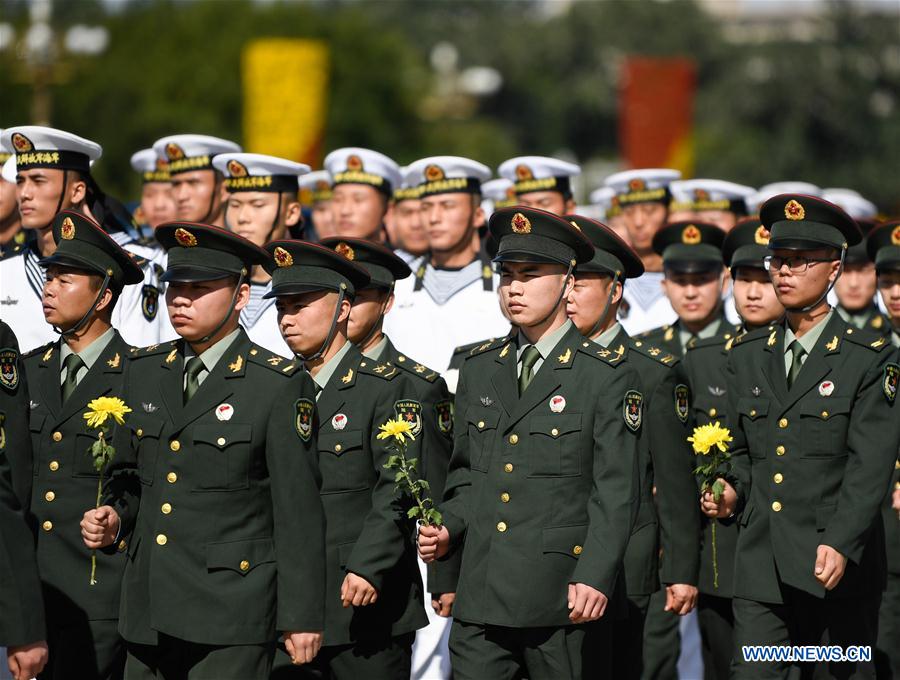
[518,345,541,395]
[184,357,205,403]
[61,354,85,403]
[787,339,807,389]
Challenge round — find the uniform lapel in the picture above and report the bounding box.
[56,332,127,425]
[781,314,844,411]
[315,345,361,426]
[36,342,62,419]
[489,340,518,417]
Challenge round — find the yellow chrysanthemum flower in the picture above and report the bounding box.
[377,418,414,444]
[688,421,733,456]
[83,397,132,429]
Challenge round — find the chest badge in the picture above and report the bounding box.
[332,413,348,431]
[215,403,234,421]
[549,395,566,413]
[818,381,835,397]
[480,396,494,407]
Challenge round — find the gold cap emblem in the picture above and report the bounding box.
[226,159,248,177]
[425,164,444,182]
[11,133,34,152]
[628,178,646,192]
[754,225,770,245]
[784,199,805,221]
[174,228,197,247]
[273,246,293,267]
[60,217,76,240]
[165,143,185,161]
[682,224,701,245]
[515,164,534,181]
[346,154,363,171]
[334,242,355,261]
[511,212,531,234]
[891,225,900,246]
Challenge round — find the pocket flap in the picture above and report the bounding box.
[128,415,164,439]
[193,423,252,448]
[737,398,768,420]
[530,414,581,437]
[206,537,275,574]
[541,524,588,558]
[739,503,755,528]
[318,430,363,455]
[467,407,500,431]
[815,503,837,531]
[692,395,728,420]
[800,397,851,419]
[29,413,47,432]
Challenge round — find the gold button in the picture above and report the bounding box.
[635,341,643,347]
[398,356,406,362]
[52,431,62,442]
[504,463,514,473]
[508,434,519,445]
[500,492,510,503]
[156,534,168,545]
[895,460,900,470]
[895,481,900,490]
[773,473,783,484]
[846,328,853,335]
[573,545,583,556]
[820,411,828,419]
[117,539,127,553]
[49,460,59,471]
[42,520,53,531]
[709,408,717,417]
[136,428,144,438]
[166,472,177,483]
[496,521,507,532]
[750,409,757,417]
[772,501,782,512]
[478,421,485,429]
[240,560,250,572]
[170,440,181,452]
[776,445,785,456]
[44,491,55,502]
[778,418,788,429]
[217,437,226,446]
[161,503,172,514]
[551,428,559,437]
[334,444,342,453]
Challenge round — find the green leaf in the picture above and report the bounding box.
[712,478,725,502]
[407,506,421,519]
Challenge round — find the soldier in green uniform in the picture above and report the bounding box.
[833,218,891,337]
[81,222,326,679]
[865,220,900,678]
[20,210,143,680]
[418,206,641,680]
[264,239,427,679]
[564,214,700,680]
[683,217,785,680]
[0,319,49,680]
[703,194,900,679]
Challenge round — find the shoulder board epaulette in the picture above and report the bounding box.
[842,326,890,351]
[685,334,729,352]
[578,341,627,367]
[23,341,54,360]
[392,355,440,382]
[246,346,298,375]
[0,244,26,261]
[730,325,773,347]
[133,340,178,356]
[462,337,508,360]
[637,323,669,340]
[628,339,679,366]
[358,361,400,380]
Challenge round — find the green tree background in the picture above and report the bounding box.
[1,0,897,213]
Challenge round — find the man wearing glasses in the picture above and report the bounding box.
[702,194,900,679]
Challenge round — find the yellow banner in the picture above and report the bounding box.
[242,39,330,168]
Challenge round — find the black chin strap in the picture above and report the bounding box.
[55,272,111,338]
[788,248,846,314]
[527,261,576,331]
[588,272,620,339]
[357,284,394,350]
[198,271,246,344]
[224,193,283,247]
[199,177,222,224]
[298,286,348,363]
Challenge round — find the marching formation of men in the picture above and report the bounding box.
[0,124,898,680]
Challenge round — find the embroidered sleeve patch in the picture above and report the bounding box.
[435,400,454,438]
[623,390,643,432]
[883,364,899,404]
[394,399,423,437]
[674,384,690,424]
[142,285,159,321]
[0,348,19,391]
[294,398,314,442]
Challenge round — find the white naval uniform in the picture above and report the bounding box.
[618,270,677,336]
[0,241,164,352]
[239,280,291,357]
[383,255,510,373]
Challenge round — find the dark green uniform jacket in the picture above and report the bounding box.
[108,330,326,646]
[24,332,132,625]
[441,323,641,627]
[313,343,428,646]
[639,314,739,360]
[1,319,35,510]
[726,315,900,603]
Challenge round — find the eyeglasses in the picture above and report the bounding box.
[763,255,834,274]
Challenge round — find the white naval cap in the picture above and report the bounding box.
[406,155,491,197]
[0,129,11,163]
[588,186,619,219]
[821,188,877,220]
[213,152,310,193]
[746,181,821,214]
[669,179,756,215]
[604,168,681,206]
[392,165,422,202]
[497,156,580,196]
[298,170,334,206]
[323,147,401,195]
[130,148,171,183]
[481,178,517,207]
[1,125,102,173]
[1,156,16,183]
[152,134,241,175]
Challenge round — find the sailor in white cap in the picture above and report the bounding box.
[298,170,336,239]
[129,148,175,235]
[0,126,166,350]
[152,133,241,227]
[384,156,508,374]
[668,179,756,232]
[480,178,517,220]
[497,155,580,216]
[385,166,427,264]
[213,152,309,355]
[0,135,25,255]
[588,186,628,241]
[603,168,681,335]
[745,181,821,215]
[323,147,401,242]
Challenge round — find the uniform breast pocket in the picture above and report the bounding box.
[466,407,500,472]
[128,415,164,485]
[192,424,253,491]
[737,398,769,458]
[318,430,369,493]
[692,395,728,427]
[800,397,851,457]
[28,414,47,475]
[529,414,582,477]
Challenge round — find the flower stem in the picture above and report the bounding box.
[711,520,718,590]
[398,445,430,524]
[90,466,104,586]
